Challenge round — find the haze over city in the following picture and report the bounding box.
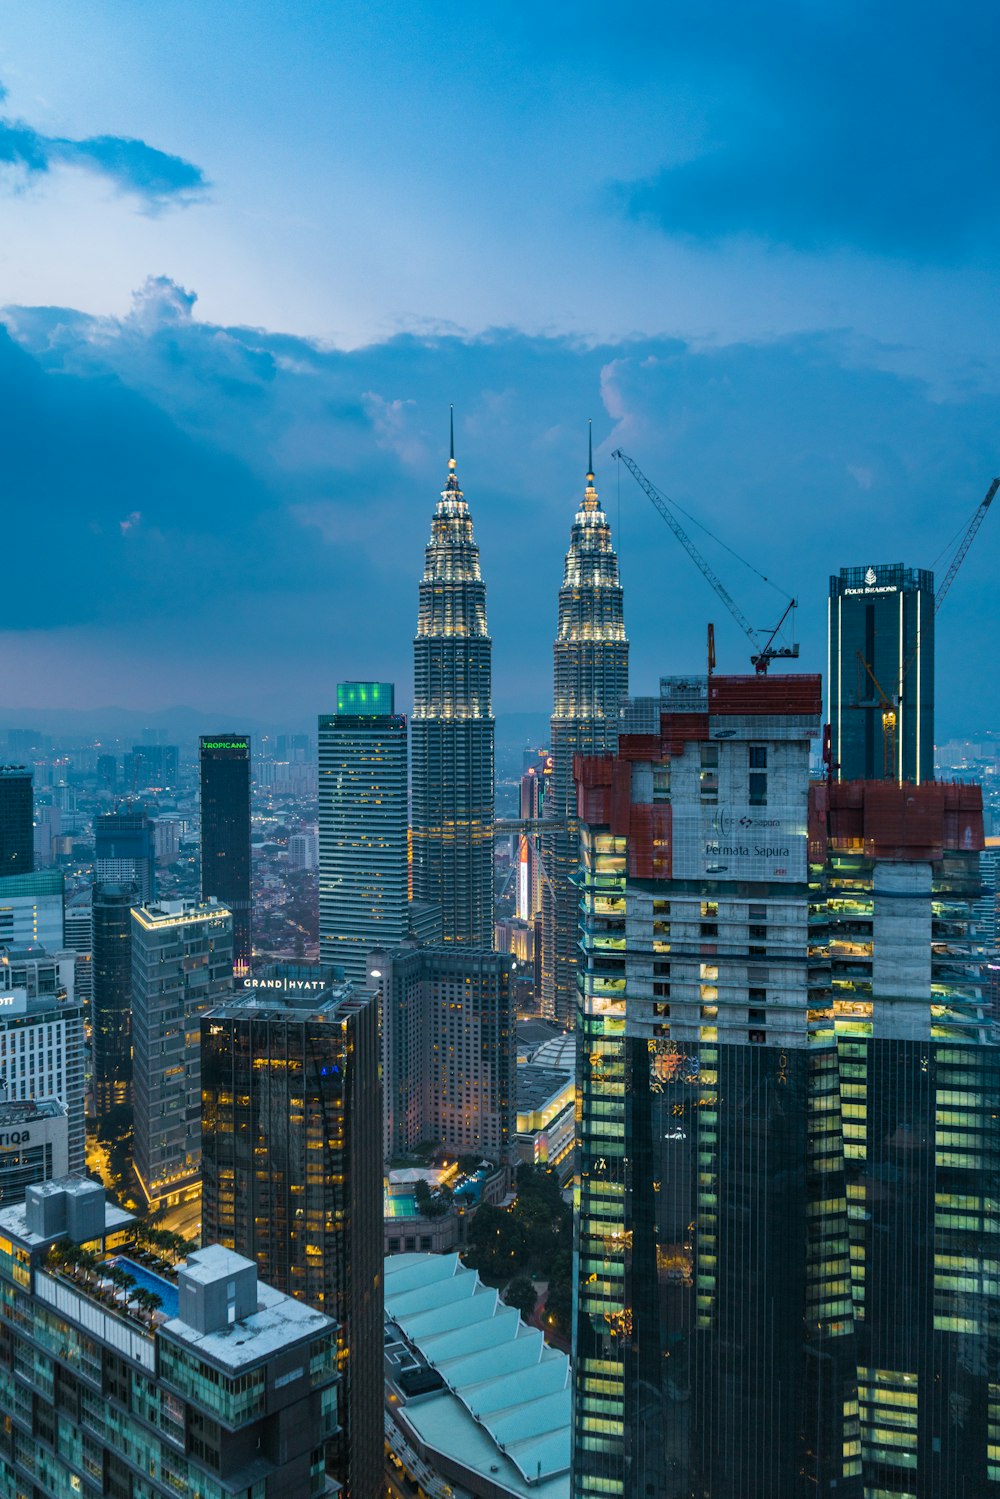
[1,1,997,730]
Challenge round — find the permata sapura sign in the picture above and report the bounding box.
[672,804,807,882]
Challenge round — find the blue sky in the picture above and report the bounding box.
[0,1,997,732]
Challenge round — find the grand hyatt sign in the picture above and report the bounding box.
[242,977,326,993]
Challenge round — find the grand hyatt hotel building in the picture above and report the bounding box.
[571,672,997,1499]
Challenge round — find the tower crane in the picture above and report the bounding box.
[612,449,799,674]
[855,475,998,779]
[934,478,998,613]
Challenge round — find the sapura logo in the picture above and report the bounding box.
[716,808,780,837]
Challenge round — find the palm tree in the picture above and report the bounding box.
[75,1248,99,1285]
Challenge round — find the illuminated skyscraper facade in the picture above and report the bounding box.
[200,735,252,973]
[570,674,997,1499]
[318,682,408,983]
[411,429,494,946]
[201,965,382,1499]
[542,444,627,1026]
[828,563,935,784]
[131,898,233,1210]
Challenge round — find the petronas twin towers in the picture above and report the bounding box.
[542,439,628,1023]
[411,419,627,1020]
[411,426,496,946]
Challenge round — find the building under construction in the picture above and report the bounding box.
[570,670,996,1499]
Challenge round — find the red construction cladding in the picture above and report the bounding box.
[573,754,674,877]
[657,716,709,759]
[809,780,984,863]
[708,674,823,717]
[628,804,672,879]
[575,754,614,828]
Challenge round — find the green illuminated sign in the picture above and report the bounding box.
[337,682,394,715]
[201,738,250,752]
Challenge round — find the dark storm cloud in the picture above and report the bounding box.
[2,280,998,730]
[608,1,1000,260]
[0,88,206,206]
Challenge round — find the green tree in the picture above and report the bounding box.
[504,1275,538,1321]
[543,1247,574,1337]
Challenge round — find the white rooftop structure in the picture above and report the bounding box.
[385,1252,570,1498]
[164,1275,332,1371]
[529,1035,575,1073]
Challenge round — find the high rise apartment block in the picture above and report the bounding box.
[542,445,627,1026]
[318,683,408,983]
[201,964,382,1499]
[0,765,33,874]
[411,431,495,946]
[570,672,996,1498]
[369,942,514,1165]
[63,888,93,1009]
[131,899,233,1211]
[95,810,156,904]
[828,562,935,783]
[0,1179,339,1499]
[200,735,253,974]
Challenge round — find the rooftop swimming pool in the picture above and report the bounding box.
[106,1257,179,1320]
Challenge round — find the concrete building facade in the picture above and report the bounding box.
[369,942,515,1165]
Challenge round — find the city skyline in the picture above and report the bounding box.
[0,5,997,728]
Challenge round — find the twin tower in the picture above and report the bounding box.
[411,424,628,1024]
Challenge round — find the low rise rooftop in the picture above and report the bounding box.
[385,1252,570,1499]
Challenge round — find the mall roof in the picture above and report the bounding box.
[384,1252,570,1498]
[529,1034,576,1073]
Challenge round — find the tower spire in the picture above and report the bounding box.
[588,419,593,481]
[449,405,455,470]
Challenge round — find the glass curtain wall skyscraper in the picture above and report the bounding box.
[91,881,135,1125]
[95,809,156,904]
[828,563,935,783]
[570,674,996,1498]
[201,965,382,1499]
[0,766,33,874]
[542,434,627,1026]
[411,418,495,946]
[318,682,408,983]
[199,735,252,974]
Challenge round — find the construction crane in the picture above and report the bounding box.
[856,475,998,778]
[934,477,999,613]
[612,449,799,674]
[854,652,898,781]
